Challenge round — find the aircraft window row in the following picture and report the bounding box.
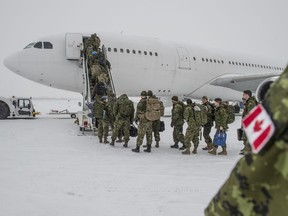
[201,58,224,64]
[107,47,158,57]
[228,61,283,70]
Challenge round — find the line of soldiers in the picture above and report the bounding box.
[83,33,111,99]
[93,88,257,156]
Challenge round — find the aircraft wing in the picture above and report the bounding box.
[210,72,281,92]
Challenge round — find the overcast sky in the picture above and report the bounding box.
[0,0,288,98]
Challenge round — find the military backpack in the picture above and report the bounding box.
[194,104,208,126]
[119,99,134,117]
[224,104,235,124]
[145,98,161,121]
[94,101,103,119]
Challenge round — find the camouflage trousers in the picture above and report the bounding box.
[98,119,109,140]
[136,120,152,146]
[242,131,252,153]
[111,118,130,142]
[203,124,213,145]
[205,139,288,216]
[173,124,184,144]
[184,126,200,148]
[152,120,160,142]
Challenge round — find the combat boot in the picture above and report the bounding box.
[182,148,191,155]
[143,144,148,148]
[116,139,123,143]
[179,145,186,150]
[218,147,227,155]
[155,141,159,148]
[123,142,128,148]
[132,145,140,153]
[202,145,209,150]
[110,140,115,146]
[144,144,151,153]
[104,138,109,144]
[192,146,198,154]
[208,146,217,155]
[170,142,179,149]
[99,138,103,143]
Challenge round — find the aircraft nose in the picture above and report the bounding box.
[4,52,20,73]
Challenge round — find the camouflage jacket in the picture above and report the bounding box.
[242,96,257,118]
[214,104,228,130]
[171,102,184,126]
[114,94,134,122]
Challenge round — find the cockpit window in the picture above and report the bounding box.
[24,43,36,49]
[34,42,42,49]
[44,42,53,49]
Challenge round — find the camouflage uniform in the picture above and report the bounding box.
[242,96,258,153]
[209,103,228,155]
[202,101,214,150]
[171,101,185,146]
[135,97,152,147]
[182,103,201,154]
[205,66,288,216]
[111,94,134,145]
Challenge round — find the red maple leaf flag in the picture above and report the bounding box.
[242,104,275,154]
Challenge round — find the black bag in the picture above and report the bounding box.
[237,128,244,141]
[159,121,165,132]
[129,124,138,137]
[96,82,106,96]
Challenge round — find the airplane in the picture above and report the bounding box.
[3,32,287,103]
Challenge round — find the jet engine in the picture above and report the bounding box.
[255,76,279,102]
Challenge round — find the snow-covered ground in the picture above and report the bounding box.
[0,99,244,216]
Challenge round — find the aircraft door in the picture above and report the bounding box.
[65,33,83,60]
[177,47,191,70]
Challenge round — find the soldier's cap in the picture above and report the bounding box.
[101,96,107,100]
[186,99,192,104]
[243,90,252,97]
[171,96,178,101]
[147,90,153,97]
[214,98,222,102]
[141,91,148,96]
[202,96,208,100]
[91,51,97,55]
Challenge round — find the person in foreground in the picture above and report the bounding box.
[205,66,288,216]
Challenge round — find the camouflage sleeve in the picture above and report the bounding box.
[130,101,135,123]
[246,100,256,113]
[136,100,145,118]
[183,107,190,122]
[113,102,119,117]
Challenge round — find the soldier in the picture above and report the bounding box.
[146,90,162,148]
[110,94,134,148]
[240,90,258,155]
[208,98,228,155]
[205,66,288,216]
[132,91,153,153]
[170,96,185,149]
[182,99,201,155]
[94,96,109,143]
[201,96,214,151]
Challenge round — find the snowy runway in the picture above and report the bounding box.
[0,111,243,216]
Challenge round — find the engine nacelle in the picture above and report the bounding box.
[256,76,279,102]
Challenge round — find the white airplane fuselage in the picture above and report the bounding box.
[4,32,286,101]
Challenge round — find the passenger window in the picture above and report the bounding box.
[217,60,220,63]
[132,50,136,54]
[214,59,216,63]
[120,48,124,53]
[138,50,142,55]
[206,58,209,62]
[193,57,196,61]
[126,49,130,54]
[222,60,224,64]
[34,42,42,49]
[232,62,235,65]
[155,52,158,56]
[108,47,111,52]
[229,61,231,64]
[114,48,117,52]
[144,51,147,55]
[210,59,212,62]
[236,62,238,66]
[149,52,153,56]
[43,42,53,49]
[202,58,204,62]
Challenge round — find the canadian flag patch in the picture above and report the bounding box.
[242,104,275,154]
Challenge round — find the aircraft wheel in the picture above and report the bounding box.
[71,113,76,119]
[0,101,10,119]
